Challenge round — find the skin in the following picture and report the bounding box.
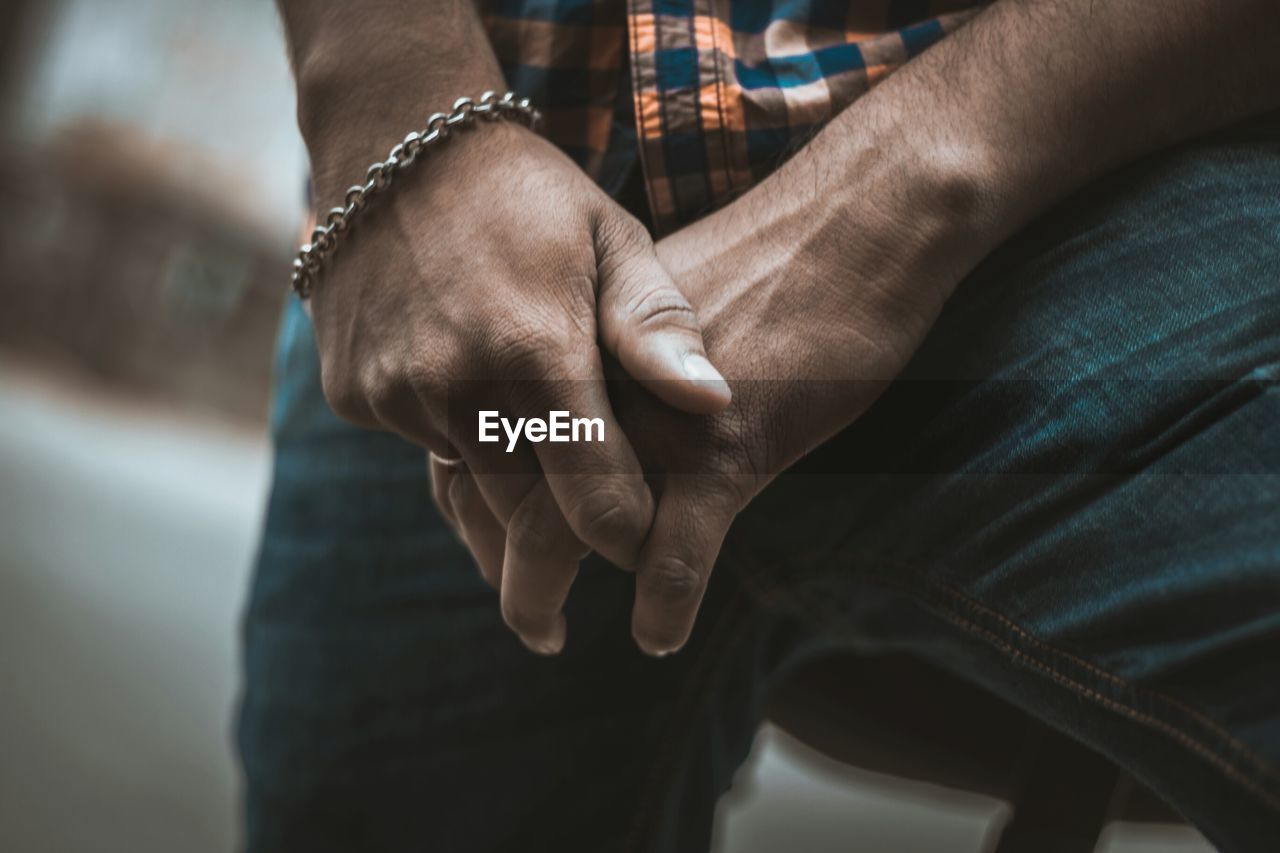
[282,0,1280,655]
[278,0,731,652]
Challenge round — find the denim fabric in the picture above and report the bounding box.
[238,113,1280,853]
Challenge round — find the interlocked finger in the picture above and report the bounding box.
[501,479,591,654]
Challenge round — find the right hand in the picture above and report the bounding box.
[428,113,991,656]
[307,120,731,648]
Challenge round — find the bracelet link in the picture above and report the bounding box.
[291,90,540,299]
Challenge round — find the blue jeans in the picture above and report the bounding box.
[238,114,1280,852]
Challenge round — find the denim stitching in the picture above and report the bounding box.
[786,564,1280,812]
[920,575,1280,786]
[919,595,1280,812]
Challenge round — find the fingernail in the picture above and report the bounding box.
[638,640,679,658]
[527,636,564,656]
[681,355,731,410]
[525,615,567,656]
[681,354,726,385]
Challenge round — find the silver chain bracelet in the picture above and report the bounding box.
[290,90,540,299]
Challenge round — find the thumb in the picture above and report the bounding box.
[595,213,732,415]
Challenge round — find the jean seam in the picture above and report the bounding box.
[846,569,1280,812]
[918,576,1279,783]
[917,586,1280,813]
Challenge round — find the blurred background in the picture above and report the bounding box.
[0,2,1217,851]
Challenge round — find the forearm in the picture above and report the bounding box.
[752,0,1280,279]
[276,0,506,199]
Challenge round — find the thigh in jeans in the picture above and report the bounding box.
[721,112,1280,852]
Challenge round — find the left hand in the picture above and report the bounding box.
[609,147,990,655]
[433,131,993,655]
[432,0,1280,655]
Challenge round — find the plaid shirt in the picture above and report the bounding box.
[482,1,984,233]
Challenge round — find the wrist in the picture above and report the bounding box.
[285,13,507,202]
[299,70,515,208]
[881,133,1009,281]
[291,96,545,298]
[295,51,506,139]
[805,113,1012,295]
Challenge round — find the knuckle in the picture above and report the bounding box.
[506,506,561,557]
[630,288,698,332]
[492,324,561,380]
[567,483,649,551]
[701,413,768,495]
[320,363,366,423]
[358,357,401,414]
[404,354,447,406]
[598,208,649,252]
[642,555,704,605]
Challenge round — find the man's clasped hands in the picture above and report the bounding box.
[308,118,984,657]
